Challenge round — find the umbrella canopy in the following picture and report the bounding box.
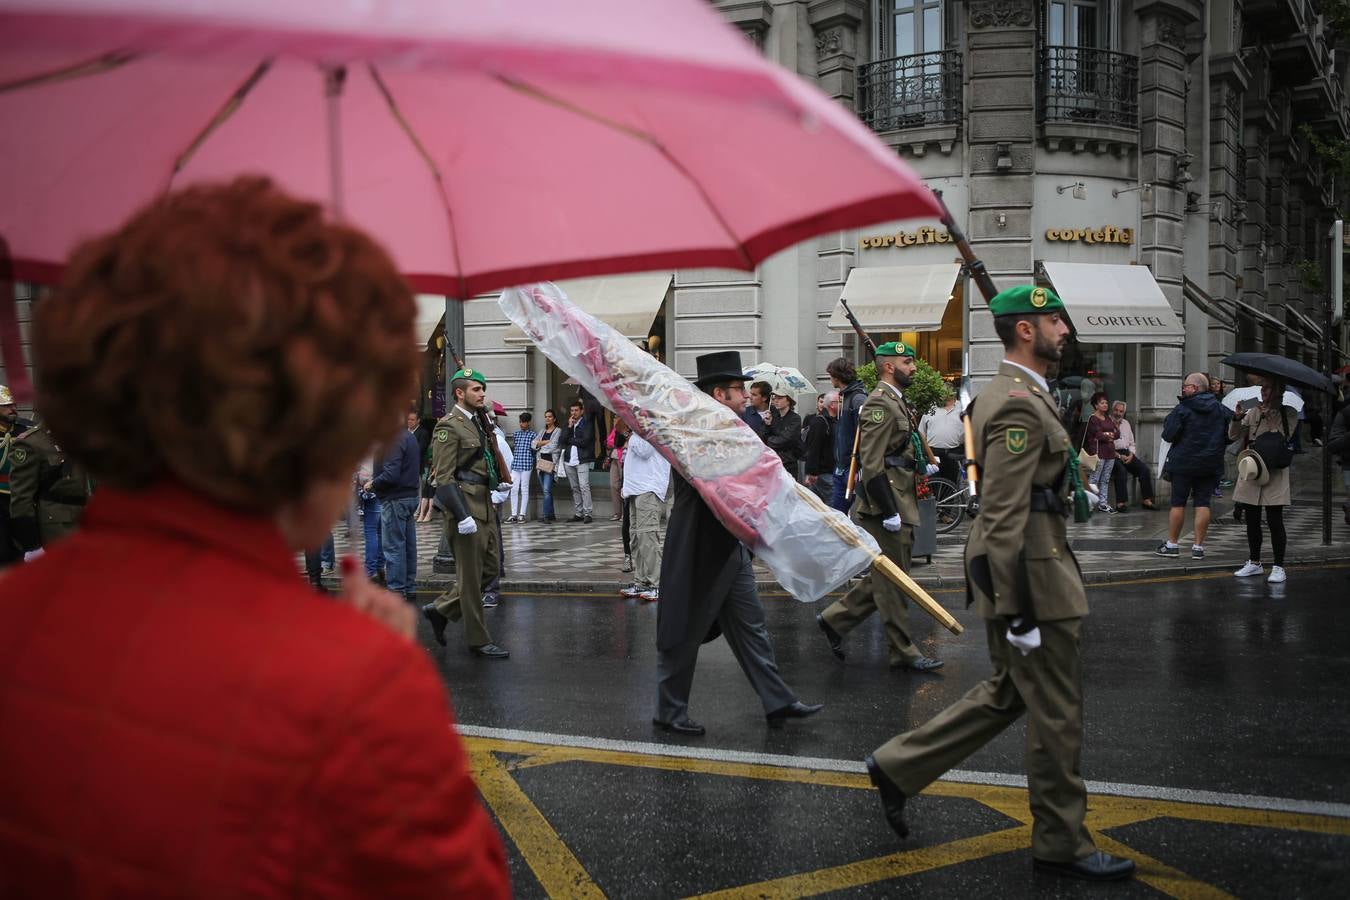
[1221,385,1304,413]
[1221,353,1332,394]
[743,363,813,396]
[0,0,942,297]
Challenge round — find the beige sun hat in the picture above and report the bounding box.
[1236,448,1270,487]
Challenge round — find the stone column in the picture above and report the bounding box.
[808,0,867,104]
[964,0,1037,384]
[1206,42,1248,377]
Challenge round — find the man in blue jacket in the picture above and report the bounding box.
[366,414,422,601]
[827,357,868,513]
[1156,373,1228,559]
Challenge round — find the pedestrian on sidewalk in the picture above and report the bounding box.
[367,408,421,603]
[354,455,383,581]
[654,350,824,737]
[561,399,595,523]
[619,430,670,600]
[506,412,537,523]
[918,387,964,487]
[533,408,562,523]
[1230,379,1297,583]
[409,411,434,522]
[0,178,509,897]
[1108,401,1155,510]
[1156,373,1227,560]
[1083,392,1118,513]
[864,285,1134,883]
[741,380,773,439]
[605,418,628,520]
[1328,394,1350,526]
[828,358,868,513]
[802,390,837,502]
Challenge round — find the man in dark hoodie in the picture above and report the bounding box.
[1156,372,1228,559]
[827,357,868,513]
[366,412,422,602]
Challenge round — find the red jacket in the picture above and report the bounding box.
[0,482,509,898]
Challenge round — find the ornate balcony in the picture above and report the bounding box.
[857,50,962,134]
[1038,45,1139,131]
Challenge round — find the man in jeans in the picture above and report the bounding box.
[1156,373,1228,560]
[561,399,595,523]
[367,412,422,601]
[827,357,868,513]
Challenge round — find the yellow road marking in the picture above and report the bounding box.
[1093,833,1237,900]
[690,826,1033,899]
[468,749,605,899]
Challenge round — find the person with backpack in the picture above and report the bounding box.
[1230,378,1298,583]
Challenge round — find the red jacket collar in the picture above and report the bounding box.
[82,481,298,578]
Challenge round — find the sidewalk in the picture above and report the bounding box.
[317,453,1349,596]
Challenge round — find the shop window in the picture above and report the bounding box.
[1049,333,1132,447]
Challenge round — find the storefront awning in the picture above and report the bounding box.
[414,295,445,349]
[1042,262,1185,343]
[1233,298,1285,329]
[825,263,963,333]
[503,273,672,344]
[1286,306,1323,341]
[1181,276,1234,330]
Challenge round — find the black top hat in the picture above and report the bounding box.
[693,350,748,388]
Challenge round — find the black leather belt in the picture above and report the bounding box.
[454,469,487,485]
[883,455,916,471]
[44,495,88,507]
[1029,486,1065,515]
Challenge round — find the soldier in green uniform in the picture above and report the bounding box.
[815,342,944,671]
[1,384,36,566]
[8,420,94,560]
[420,367,511,659]
[863,286,1134,882]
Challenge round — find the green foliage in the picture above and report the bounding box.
[1325,0,1350,35]
[1302,125,1350,185]
[1294,259,1326,294]
[856,358,948,418]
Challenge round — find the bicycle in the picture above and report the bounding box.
[924,475,976,534]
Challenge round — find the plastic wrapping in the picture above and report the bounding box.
[499,282,879,602]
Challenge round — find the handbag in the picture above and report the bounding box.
[536,454,555,474]
[1251,408,1294,470]
[1077,420,1099,473]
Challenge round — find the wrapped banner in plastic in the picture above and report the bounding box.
[499,282,879,602]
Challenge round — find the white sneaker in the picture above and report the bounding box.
[1267,566,1287,584]
[620,583,643,597]
[639,588,660,601]
[1234,561,1264,578]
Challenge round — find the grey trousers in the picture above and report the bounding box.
[565,461,593,515]
[655,546,797,723]
[631,491,665,588]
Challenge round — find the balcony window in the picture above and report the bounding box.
[859,0,958,132]
[1039,1,1137,130]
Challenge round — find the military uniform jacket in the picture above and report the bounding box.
[855,383,921,523]
[430,408,494,523]
[1,418,35,496]
[965,362,1087,622]
[8,425,92,550]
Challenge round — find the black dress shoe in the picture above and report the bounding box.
[652,717,705,736]
[816,614,845,660]
[766,700,824,727]
[470,643,510,659]
[1034,851,1135,881]
[420,604,448,647]
[865,755,909,839]
[570,514,584,522]
[893,656,944,672]
[583,514,593,523]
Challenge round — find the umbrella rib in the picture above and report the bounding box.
[0,50,137,94]
[172,60,273,175]
[367,64,467,299]
[498,76,754,270]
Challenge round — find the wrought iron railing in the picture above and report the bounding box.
[1039,45,1139,129]
[857,50,962,132]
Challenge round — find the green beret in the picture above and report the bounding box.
[451,366,487,387]
[988,285,1064,316]
[875,341,918,359]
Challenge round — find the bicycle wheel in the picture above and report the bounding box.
[926,477,965,534]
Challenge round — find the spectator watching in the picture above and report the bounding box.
[1156,373,1228,560]
[561,399,595,523]
[506,412,537,523]
[802,390,837,501]
[532,408,562,523]
[827,357,868,513]
[1108,401,1155,511]
[765,388,802,474]
[918,388,964,486]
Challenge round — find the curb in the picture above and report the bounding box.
[334,549,1350,598]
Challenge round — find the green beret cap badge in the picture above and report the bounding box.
[874,340,918,359]
[452,367,487,387]
[989,285,1065,316]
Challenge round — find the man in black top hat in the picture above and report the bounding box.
[653,350,824,736]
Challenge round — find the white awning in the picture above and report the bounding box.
[414,295,445,349]
[503,273,672,344]
[826,263,963,333]
[1042,262,1184,343]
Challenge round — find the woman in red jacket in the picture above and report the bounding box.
[1083,391,1119,513]
[0,178,510,898]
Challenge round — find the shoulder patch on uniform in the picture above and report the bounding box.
[869,407,886,423]
[434,429,449,443]
[10,448,26,464]
[1006,428,1028,454]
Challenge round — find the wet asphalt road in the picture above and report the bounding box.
[422,565,1350,898]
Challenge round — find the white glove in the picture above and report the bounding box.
[1083,484,1100,505]
[457,516,478,535]
[925,463,941,476]
[23,548,45,563]
[882,514,902,532]
[1006,618,1042,656]
[490,487,510,505]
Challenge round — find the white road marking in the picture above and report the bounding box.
[458,723,1350,821]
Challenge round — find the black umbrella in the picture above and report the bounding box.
[1221,352,1333,394]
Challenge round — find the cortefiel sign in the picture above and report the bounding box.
[859,227,951,249]
[1044,226,1134,245]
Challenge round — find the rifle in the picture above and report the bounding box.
[837,296,875,501]
[445,338,512,487]
[933,188,998,498]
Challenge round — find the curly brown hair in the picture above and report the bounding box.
[33,177,418,512]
